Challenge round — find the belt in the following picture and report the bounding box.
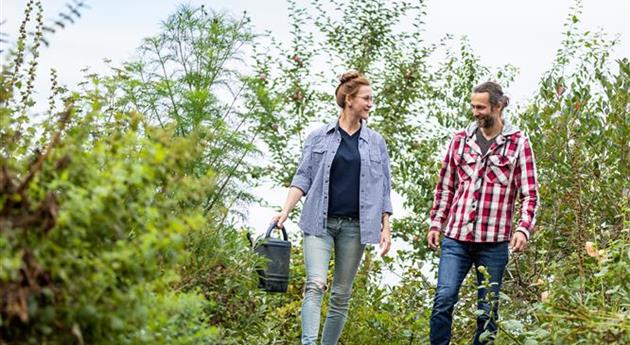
[329,215,359,222]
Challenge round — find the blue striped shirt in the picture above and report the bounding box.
[291,120,393,244]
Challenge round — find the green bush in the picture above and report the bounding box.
[0,2,267,344]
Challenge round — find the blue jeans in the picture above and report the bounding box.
[430,237,509,345]
[301,217,366,345]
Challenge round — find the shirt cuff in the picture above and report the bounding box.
[515,227,530,241]
[429,220,443,232]
[290,177,310,196]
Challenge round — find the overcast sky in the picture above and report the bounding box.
[2,0,628,100]
[2,0,629,236]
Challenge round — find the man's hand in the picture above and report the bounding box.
[509,231,528,253]
[427,229,441,250]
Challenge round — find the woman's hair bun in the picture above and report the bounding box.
[339,70,360,85]
[335,70,370,108]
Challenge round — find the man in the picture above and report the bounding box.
[427,81,539,344]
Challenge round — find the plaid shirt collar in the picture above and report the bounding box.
[464,118,519,156]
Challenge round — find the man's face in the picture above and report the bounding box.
[470,92,501,129]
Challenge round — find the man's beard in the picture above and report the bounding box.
[477,115,496,129]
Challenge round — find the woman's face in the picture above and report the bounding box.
[349,85,373,120]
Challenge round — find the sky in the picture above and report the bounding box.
[2,0,628,101]
[2,0,629,241]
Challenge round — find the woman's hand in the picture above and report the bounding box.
[271,211,289,229]
[271,187,304,229]
[379,224,391,257]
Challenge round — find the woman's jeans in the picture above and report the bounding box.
[301,216,366,345]
[430,237,509,345]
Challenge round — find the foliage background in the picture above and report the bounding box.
[1,0,628,344]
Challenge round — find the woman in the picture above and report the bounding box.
[271,70,393,345]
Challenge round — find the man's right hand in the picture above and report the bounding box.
[271,211,289,229]
[427,229,441,250]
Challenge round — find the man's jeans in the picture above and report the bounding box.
[430,237,509,345]
[301,217,366,345]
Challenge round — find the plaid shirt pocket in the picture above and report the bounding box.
[486,154,515,185]
[455,151,477,181]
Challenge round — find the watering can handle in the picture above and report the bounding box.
[265,222,288,241]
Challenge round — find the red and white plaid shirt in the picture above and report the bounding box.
[429,121,539,242]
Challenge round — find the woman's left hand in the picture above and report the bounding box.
[379,225,391,257]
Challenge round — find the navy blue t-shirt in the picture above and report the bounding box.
[328,126,361,218]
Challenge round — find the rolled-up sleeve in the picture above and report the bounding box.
[290,132,315,195]
[380,136,393,215]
